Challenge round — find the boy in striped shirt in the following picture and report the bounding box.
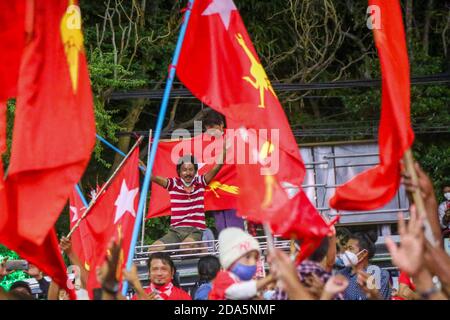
[150,144,226,252]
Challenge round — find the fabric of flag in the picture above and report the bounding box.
[0,0,25,226]
[0,0,25,101]
[329,0,414,211]
[176,0,330,254]
[0,184,75,299]
[0,0,75,299]
[69,187,95,274]
[147,133,238,219]
[85,147,140,294]
[6,0,96,244]
[0,103,7,230]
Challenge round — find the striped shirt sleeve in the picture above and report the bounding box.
[166,177,174,190]
[199,175,207,187]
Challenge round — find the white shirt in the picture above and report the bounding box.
[438,201,450,228]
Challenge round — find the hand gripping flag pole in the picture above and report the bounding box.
[121,0,196,297]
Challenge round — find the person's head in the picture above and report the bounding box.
[443,185,450,200]
[308,236,330,264]
[9,281,32,297]
[176,155,198,185]
[346,231,377,267]
[198,255,221,282]
[218,228,261,281]
[203,109,225,135]
[148,252,176,287]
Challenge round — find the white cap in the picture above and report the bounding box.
[218,227,261,270]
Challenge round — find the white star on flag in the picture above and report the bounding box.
[114,180,139,224]
[70,206,79,223]
[202,0,237,30]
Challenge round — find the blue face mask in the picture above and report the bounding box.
[230,263,257,281]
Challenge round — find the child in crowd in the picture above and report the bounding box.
[209,228,275,300]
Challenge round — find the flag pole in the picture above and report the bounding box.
[96,134,147,171]
[403,149,437,246]
[140,130,152,250]
[67,136,144,238]
[75,184,89,207]
[263,223,274,252]
[121,0,196,297]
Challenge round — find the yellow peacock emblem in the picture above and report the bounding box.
[207,181,240,198]
[60,0,84,93]
[235,33,276,108]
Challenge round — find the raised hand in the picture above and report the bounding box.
[59,236,72,255]
[356,270,382,300]
[321,275,348,300]
[25,264,43,280]
[401,162,434,200]
[385,205,425,277]
[0,258,12,280]
[304,273,324,299]
[122,264,140,288]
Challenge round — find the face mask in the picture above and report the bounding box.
[230,263,257,281]
[336,250,359,267]
[263,290,275,300]
[444,193,450,200]
[181,177,195,187]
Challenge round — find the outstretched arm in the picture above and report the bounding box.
[151,174,168,189]
[204,142,227,185]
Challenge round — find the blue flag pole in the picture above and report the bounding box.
[121,0,196,297]
[96,134,126,157]
[96,134,146,172]
[74,184,89,207]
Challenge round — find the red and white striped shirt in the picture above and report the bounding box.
[166,175,207,230]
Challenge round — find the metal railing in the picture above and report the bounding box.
[132,235,291,261]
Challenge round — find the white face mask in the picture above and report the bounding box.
[181,177,195,187]
[340,250,359,267]
[444,192,450,200]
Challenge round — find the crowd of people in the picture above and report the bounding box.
[1,161,449,300]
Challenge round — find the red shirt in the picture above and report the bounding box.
[166,176,207,230]
[208,271,239,300]
[132,283,192,300]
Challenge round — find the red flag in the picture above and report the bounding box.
[0,185,75,299]
[0,2,75,299]
[0,0,26,101]
[147,133,238,219]
[6,0,96,244]
[85,148,140,293]
[69,187,95,273]
[0,103,7,230]
[329,0,414,211]
[176,0,329,255]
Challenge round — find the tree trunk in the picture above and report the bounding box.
[109,99,146,174]
[406,0,414,61]
[422,0,434,55]
[310,99,321,119]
